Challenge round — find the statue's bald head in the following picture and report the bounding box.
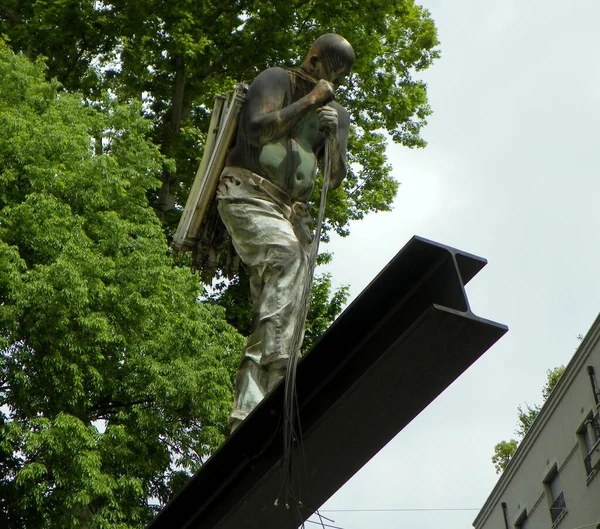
[302,34,355,85]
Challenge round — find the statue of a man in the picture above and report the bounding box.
[217,34,355,430]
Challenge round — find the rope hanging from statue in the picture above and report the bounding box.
[276,133,335,525]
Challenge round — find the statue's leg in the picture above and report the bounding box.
[229,355,265,429]
[264,203,313,393]
[217,177,310,425]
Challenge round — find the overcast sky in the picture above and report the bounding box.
[315,1,600,528]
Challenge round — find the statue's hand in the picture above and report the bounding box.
[311,79,335,106]
[317,105,338,135]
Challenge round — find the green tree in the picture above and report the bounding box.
[0,0,440,236]
[0,0,440,350]
[0,47,244,528]
[0,0,443,520]
[492,366,566,474]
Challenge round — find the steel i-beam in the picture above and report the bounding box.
[148,236,508,529]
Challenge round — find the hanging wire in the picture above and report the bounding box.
[305,519,345,529]
[321,506,600,513]
[315,509,339,529]
[322,508,484,512]
[275,136,335,524]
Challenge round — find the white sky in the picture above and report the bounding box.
[316,1,600,528]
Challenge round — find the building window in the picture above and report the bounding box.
[587,366,600,406]
[578,415,595,476]
[592,413,600,440]
[579,412,600,476]
[543,465,567,524]
[549,491,566,523]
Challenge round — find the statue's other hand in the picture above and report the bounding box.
[311,79,335,106]
[317,105,338,135]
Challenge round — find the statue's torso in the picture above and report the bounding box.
[226,70,324,202]
[257,108,320,201]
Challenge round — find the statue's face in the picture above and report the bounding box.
[312,57,351,88]
[326,66,351,88]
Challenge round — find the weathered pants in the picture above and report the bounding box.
[217,166,312,424]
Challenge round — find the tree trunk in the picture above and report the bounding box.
[156,54,186,218]
[94,136,103,156]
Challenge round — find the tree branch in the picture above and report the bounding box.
[91,397,154,413]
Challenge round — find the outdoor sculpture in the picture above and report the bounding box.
[217,34,355,430]
[150,232,510,528]
[152,35,510,529]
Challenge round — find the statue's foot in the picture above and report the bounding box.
[229,417,243,433]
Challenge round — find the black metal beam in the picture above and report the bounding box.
[148,236,507,529]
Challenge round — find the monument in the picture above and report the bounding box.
[217,34,354,431]
[174,34,355,431]
[158,34,508,529]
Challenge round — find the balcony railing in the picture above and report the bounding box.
[550,492,566,523]
[592,414,600,442]
[585,453,593,476]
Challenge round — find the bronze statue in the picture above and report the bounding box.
[216,34,355,430]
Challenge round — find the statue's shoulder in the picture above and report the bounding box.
[246,68,291,101]
[252,67,291,86]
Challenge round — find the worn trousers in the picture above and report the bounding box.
[216,166,312,424]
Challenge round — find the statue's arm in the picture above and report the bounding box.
[245,68,334,147]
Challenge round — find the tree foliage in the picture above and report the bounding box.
[491,439,518,476]
[0,47,244,528]
[0,1,442,523]
[0,0,441,406]
[492,366,566,474]
[0,0,440,236]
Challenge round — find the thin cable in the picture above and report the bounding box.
[276,136,334,515]
[315,509,328,529]
[321,507,600,513]
[305,519,345,529]
[314,512,336,523]
[322,508,483,512]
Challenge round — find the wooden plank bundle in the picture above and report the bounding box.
[172,83,248,253]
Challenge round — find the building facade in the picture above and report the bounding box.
[474,315,600,529]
